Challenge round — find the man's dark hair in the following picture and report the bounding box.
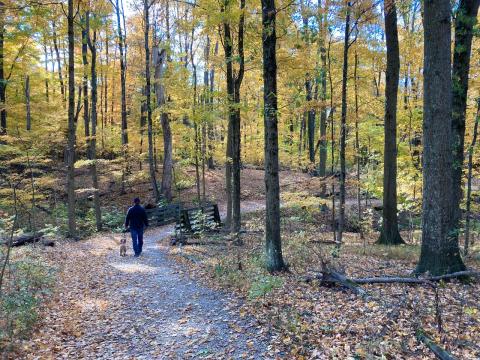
[134,197,141,204]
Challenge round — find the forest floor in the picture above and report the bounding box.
[17,218,272,359]
[9,168,480,359]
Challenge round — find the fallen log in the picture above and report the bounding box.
[1,232,44,247]
[416,328,458,360]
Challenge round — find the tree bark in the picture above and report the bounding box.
[318,0,327,187]
[464,99,480,255]
[0,2,6,135]
[377,0,404,245]
[115,0,128,147]
[25,75,31,130]
[144,0,160,202]
[262,0,286,272]
[82,15,90,138]
[51,21,66,105]
[87,15,102,231]
[43,35,49,103]
[153,47,173,201]
[337,2,351,247]
[416,0,466,275]
[66,0,77,238]
[451,0,480,246]
[222,0,245,232]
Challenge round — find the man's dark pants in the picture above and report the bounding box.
[130,227,144,255]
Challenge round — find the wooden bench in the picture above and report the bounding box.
[146,204,182,226]
[175,203,221,235]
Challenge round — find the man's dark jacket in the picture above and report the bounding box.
[125,205,149,229]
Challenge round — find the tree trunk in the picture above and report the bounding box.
[464,99,480,255]
[52,21,66,105]
[43,36,49,103]
[318,0,327,187]
[451,0,480,245]
[25,75,31,130]
[416,0,466,275]
[221,0,245,233]
[115,0,128,147]
[306,78,315,163]
[207,41,218,170]
[66,0,77,238]
[144,0,160,202]
[377,0,404,245]
[353,51,362,237]
[0,2,6,135]
[87,17,102,232]
[262,0,286,272]
[337,2,351,247]
[82,16,90,138]
[153,47,173,202]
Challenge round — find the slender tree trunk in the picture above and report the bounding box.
[115,0,128,146]
[378,0,404,245]
[262,0,286,272]
[337,2,351,247]
[464,99,480,255]
[353,50,362,237]
[43,36,49,103]
[451,0,480,244]
[0,2,6,135]
[52,21,66,105]
[318,0,328,190]
[87,20,102,231]
[66,0,77,238]
[416,0,466,275]
[144,0,160,202]
[82,15,90,138]
[25,75,31,130]
[207,41,218,170]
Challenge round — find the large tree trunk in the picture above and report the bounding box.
[337,2,351,247]
[87,17,102,231]
[262,0,286,272]
[66,0,77,237]
[377,0,404,245]
[416,0,466,275]
[153,47,173,202]
[0,2,6,135]
[451,0,480,244]
[144,0,160,202]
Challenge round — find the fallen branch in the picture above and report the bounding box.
[325,270,370,298]
[416,328,458,360]
[353,271,480,285]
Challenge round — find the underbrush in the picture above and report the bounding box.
[168,206,480,359]
[0,248,55,355]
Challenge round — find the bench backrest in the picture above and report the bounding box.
[175,203,221,234]
[146,204,182,226]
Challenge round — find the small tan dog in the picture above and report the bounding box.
[119,235,127,257]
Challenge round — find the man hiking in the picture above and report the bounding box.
[125,197,149,257]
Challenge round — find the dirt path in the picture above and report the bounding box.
[26,215,270,359]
